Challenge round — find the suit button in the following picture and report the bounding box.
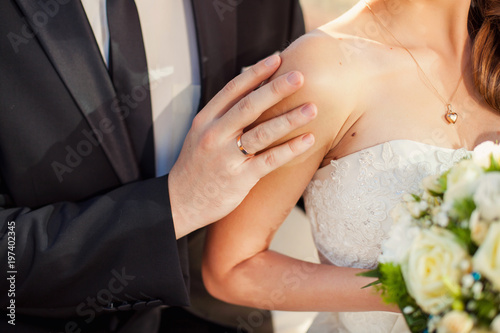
[117,303,132,311]
[146,299,163,308]
[132,301,147,310]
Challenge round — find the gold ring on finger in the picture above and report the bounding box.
[236,134,255,158]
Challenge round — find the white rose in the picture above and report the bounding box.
[473,141,500,169]
[469,210,491,245]
[444,160,483,203]
[472,223,500,291]
[437,311,474,333]
[492,315,500,333]
[401,228,469,314]
[473,172,500,222]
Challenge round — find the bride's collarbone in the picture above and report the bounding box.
[295,34,500,162]
[320,89,500,161]
[322,109,500,165]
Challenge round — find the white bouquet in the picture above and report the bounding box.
[361,141,500,333]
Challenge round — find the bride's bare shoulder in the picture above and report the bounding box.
[252,30,369,158]
[282,20,380,79]
[275,24,378,123]
[256,8,384,154]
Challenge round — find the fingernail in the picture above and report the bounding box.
[301,104,316,117]
[302,133,314,145]
[265,55,279,67]
[287,72,301,85]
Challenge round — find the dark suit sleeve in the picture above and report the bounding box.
[288,0,306,41]
[0,175,189,318]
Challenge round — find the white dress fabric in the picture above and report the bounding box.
[303,140,469,333]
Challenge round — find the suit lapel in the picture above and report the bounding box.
[190,0,237,109]
[14,0,139,184]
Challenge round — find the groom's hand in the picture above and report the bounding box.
[169,55,317,239]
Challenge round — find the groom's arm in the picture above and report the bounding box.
[0,174,190,318]
[0,56,316,318]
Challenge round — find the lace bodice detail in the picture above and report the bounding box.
[303,140,468,270]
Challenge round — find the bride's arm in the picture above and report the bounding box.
[203,32,394,312]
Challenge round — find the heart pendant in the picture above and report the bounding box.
[445,104,458,124]
[446,111,458,124]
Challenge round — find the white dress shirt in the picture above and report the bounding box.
[81,0,201,176]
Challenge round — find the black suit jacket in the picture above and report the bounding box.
[0,0,305,331]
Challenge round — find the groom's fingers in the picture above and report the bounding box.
[249,133,315,179]
[217,71,304,135]
[204,54,282,120]
[239,103,317,156]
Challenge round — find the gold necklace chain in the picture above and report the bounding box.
[364,1,463,124]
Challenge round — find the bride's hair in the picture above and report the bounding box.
[469,0,500,113]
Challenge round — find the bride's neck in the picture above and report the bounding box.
[365,0,471,58]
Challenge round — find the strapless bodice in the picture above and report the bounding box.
[304,140,469,269]
[303,140,469,333]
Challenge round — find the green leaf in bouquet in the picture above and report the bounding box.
[438,172,449,193]
[476,298,497,324]
[358,265,429,332]
[444,197,478,253]
[469,279,500,327]
[486,153,500,171]
[411,194,421,202]
[361,280,382,289]
[401,308,428,333]
[446,223,477,254]
[357,269,382,289]
[423,178,447,198]
[427,189,444,198]
[378,264,429,332]
[356,265,404,302]
[450,197,476,221]
[358,269,382,279]
[377,263,406,303]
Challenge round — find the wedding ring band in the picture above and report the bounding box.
[236,135,254,157]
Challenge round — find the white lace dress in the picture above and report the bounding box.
[303,140,468,333]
